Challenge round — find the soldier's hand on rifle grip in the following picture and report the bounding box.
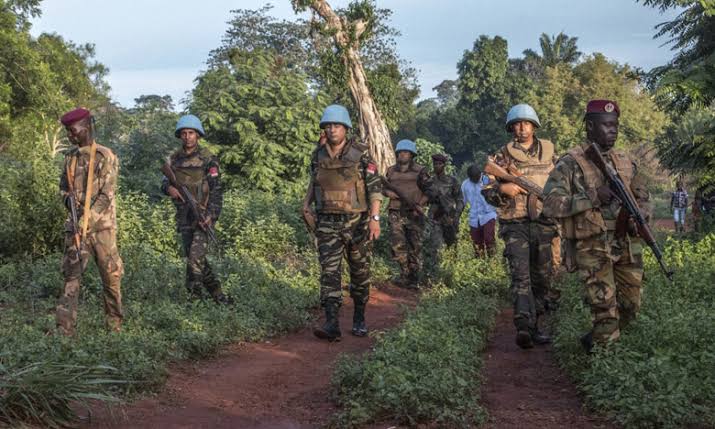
[499,182,526,198]
[167,186,185,202]
[199,216,213,231]
[597,185,614,205]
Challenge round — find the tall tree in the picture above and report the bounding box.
[291,0,395,172]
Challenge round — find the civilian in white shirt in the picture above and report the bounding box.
[461,165,497,257]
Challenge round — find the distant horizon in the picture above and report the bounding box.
[30,0,681,109]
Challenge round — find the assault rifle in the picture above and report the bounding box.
[483,158,543,199]
[585,142,674,281]
[161,162,219,247]
[67,194,82,260]
[381,176,425,218]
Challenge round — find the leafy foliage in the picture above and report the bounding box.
[191,48,324,191]
[332,237,506,427]
[552,235,715,428]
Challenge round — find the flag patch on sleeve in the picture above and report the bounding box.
[366,163,377,175]
[208,166,219,177]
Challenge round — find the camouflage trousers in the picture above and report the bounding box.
[388,210,425,279]
[499,220,557,331]
[57,228,123,335]
[575,232,643,344]
[316,212,372,307]
[181,228,222,299]
[425,219,458,274]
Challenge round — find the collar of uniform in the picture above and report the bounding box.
[178,145,202,159]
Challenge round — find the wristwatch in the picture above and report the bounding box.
[370,214,380,222]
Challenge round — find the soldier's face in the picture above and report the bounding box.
[433,160,445,175]
[397,151,413,164]
[323,123,347,146]
[66,122,89,145]
[179,129,199,149]
[512,121,534,143]
[587,114,619,151]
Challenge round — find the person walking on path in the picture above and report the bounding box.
[670,181,688,233]
[461,164,497,257]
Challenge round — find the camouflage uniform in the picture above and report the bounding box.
[483,138,558,336]
[425,173,464,272]
[384,162,430,285]
[161,146,224,300]
[311,139,382,307]
[57,143,123,335]
[543,142,650,345]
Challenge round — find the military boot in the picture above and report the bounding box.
[514,317,533,349]
[580,331,594,354]
[213,292,235,306]
[531,316,552,345]
[314,299,342,341]
[352,301,368,337]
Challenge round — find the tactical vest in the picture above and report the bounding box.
[386,163,426,210]
[170,147,212,209]
[560,143,635,239]
[66,143,118,232]
[313,143,368,214]
[497,139,554,221]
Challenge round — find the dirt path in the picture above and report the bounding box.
[85,283,416,429]
[480,309,611,429]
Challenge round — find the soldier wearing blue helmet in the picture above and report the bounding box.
[383,139,431,288]
[161,115,231,305]
[303,104,383,341]
[482,104,558,349]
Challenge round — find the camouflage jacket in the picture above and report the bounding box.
[161,145,223,230]
[60,143,119,233]
[426,173,464,224]
[542,142,650,239]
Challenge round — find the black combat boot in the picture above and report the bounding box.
[314,299,342,341]
[213,291,235,306]
[530,328,552,345]
[352,301,368,337]
[580,331,594,354]
[515,317,533,349]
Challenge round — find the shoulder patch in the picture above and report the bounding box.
[366,162,377,175]
[208,166,219,177]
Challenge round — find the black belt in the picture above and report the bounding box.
[317,212,364,222]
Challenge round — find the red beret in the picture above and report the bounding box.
[432,153,449,162]
[585,99,620,117]
[60,108,91,126]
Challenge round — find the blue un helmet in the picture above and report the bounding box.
[505,104,541,132]
[175,114,206,138]
[395,139,417,155]
[319,104,352,129]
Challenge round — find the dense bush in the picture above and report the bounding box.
[0,190,320,404]
[552,235,715,428]
[331,238,505,427]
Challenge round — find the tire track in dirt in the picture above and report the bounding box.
[480,309,612,429]
[85,283,417,429]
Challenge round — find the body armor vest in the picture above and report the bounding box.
[171,148,211,209]
[386,163,426,210]
[497,139,555,220]
[313,143,368,214]
[561,142,635,239]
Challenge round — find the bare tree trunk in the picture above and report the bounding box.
[305,0,395,173]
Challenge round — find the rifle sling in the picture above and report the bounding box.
[81,142,97,238]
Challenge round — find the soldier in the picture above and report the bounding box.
[383,140,430,289]
[482,104,557,349]
[425,153,464,271]
[161,115,231,304]
[56,107,123,336]
[302,105,382,341]
[670,181,688,233]
[543,99,651,352]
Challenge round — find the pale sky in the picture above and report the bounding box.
[30,0,681,109]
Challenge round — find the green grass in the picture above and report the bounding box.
[551,234,715,428]
[331,239,506,428]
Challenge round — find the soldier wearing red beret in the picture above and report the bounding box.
[543,100,651,352]
[56,108,124,336]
